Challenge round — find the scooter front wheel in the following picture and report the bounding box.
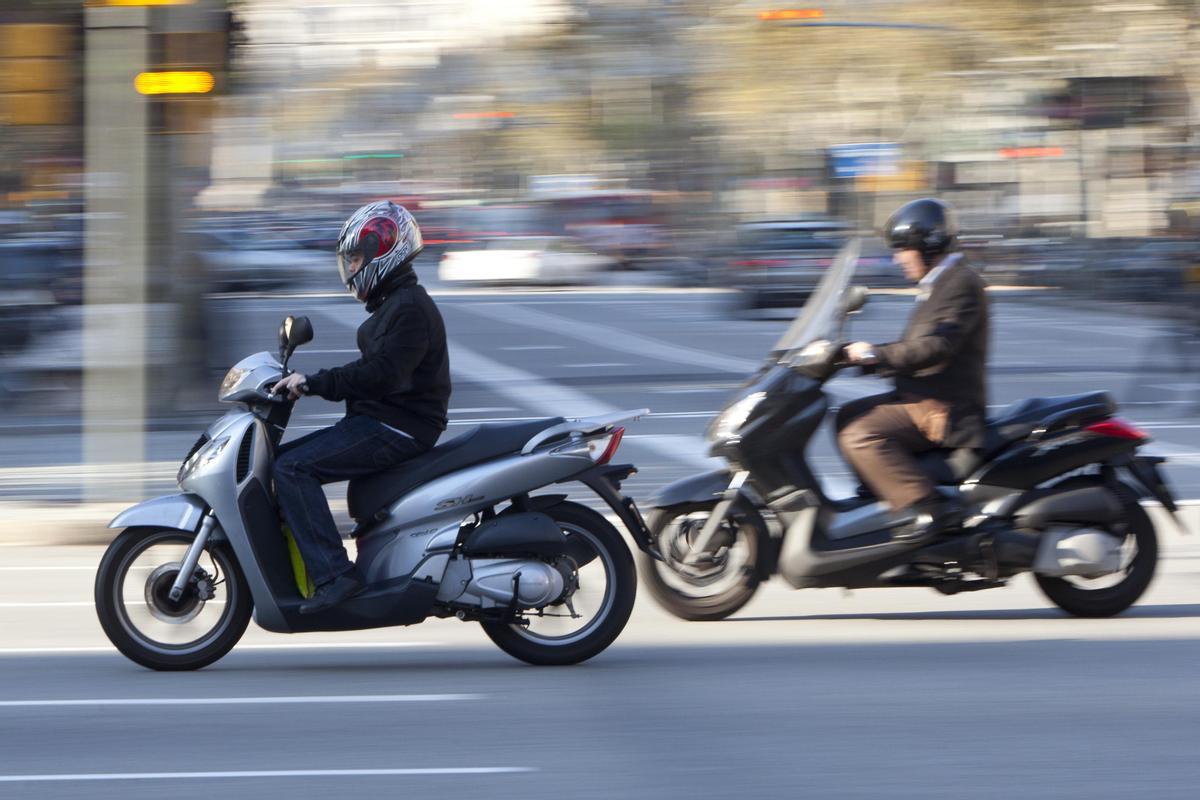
[641,501,769,621]
[95,526,253,671]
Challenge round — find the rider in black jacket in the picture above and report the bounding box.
[271,201,451,614]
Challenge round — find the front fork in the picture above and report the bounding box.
[681,470,750,566]
[168,512,216,602]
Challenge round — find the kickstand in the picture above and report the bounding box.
[505,572,525,626]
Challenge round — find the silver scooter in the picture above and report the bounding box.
[96,315,657,670]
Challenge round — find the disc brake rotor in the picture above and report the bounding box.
[143,563,206,624]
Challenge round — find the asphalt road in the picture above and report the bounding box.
[3,264,1199,507]
[2,539,1200,799]
[1,274,1199,797]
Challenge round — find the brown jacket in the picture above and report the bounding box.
[875,257,989,449]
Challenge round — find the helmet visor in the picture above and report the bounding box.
[336,248,364,289]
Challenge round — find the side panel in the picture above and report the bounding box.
[968,433,1140,490]
[353,450,596,583]
[182,412,291,633]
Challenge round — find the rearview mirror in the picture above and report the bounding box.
[841,285,869,315]
[278,315,314,369]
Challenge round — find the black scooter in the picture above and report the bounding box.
[641,240,1185,620]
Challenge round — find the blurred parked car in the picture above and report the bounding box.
[189,229,332,293]
[439,236,615,286]
[723,219,852,309]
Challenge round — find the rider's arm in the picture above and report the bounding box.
[304,306,429,402]
[874,279,982,375]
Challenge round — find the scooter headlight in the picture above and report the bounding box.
[177,435,231,484]
[707,392,765,443]
[219,368,251,402]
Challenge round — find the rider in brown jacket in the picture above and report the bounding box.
[839,198,989,539]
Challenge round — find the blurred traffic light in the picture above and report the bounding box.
[135,71,214,95]
[759,9,824,21]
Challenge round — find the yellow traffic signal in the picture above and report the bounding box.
[134,71,214,96]
[759,9,824,21]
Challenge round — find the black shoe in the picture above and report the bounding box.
[298,573,363,615]
[893,494,964,543]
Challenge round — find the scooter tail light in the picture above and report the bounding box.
[1085,418,1149,442]
[594,427,625,465]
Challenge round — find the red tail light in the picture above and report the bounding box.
[596,427,625,466]
[1085,418,1149,441]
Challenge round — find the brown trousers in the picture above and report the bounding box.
[835,393,951,511]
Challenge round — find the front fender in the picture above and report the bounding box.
[650,469,733,511]
[109,493,207,532]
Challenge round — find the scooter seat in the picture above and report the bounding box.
[347,418,565,522]
[984,391,1115,452]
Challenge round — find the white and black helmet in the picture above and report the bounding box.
[336,200,423,301]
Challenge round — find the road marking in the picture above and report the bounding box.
[500,345,564,351]
[459,302,761,374]
[0,693,481,708]
[0,602,95,608]
[0,642,439,655]
[0,566,98,571]
[0,767,536,783]
[565,362,629,369]
[457,301,878,401]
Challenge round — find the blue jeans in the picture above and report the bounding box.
[273,415,426,588]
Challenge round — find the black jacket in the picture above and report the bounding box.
[875,257,989,449]
[305,271,451,448]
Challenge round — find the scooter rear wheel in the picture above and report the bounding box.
[641,501,769,621]
[95,526,253,671]
[1034,495,1157,618]
[480,502,635,666]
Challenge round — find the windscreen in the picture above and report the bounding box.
[770,238,861,357]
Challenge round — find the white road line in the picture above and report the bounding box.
[500,345,564,351]
[0,602,94,608]
[0,767,536,783]
[460,301,761,374]
[565,363,629,369]
[0,642,439,655]
[0,693,481,708]
[0,566,98,571]
[457,301,878,401]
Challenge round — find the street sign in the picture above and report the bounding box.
[829,143,900,179]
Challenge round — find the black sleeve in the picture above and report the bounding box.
[305,307,429,402]
[874,279,981,375]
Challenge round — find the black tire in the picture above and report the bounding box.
[480,502,635,666]
[640,501,769,621]
[95,527,253,671]
[1034,495,1158,618]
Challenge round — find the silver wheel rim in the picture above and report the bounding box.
[111,531,239,656]
[652,512,753,599]
[511,522,616,647]
[1058,529,1142,591]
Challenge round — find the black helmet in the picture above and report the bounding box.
[884,198,957,264]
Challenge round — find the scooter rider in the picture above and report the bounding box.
[270,201,451,614]
[838,198,989,538]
